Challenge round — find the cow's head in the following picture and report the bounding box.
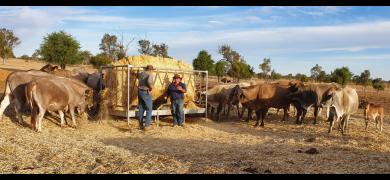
[320,87,338,107]
[77,88,94,114]
[361,101,371,119]
[230,85,251,104]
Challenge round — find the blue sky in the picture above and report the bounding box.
[2,6,390,80]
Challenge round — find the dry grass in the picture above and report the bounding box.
[0,62,390,173]
[0,107,390,173]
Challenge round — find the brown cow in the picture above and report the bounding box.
[231,83,293,127]
[0,70,93,125]
[362,102,384,132]
[207,84,237,121]
[287,82,340,124]
[0,70,55,123]
[25,77,93,132]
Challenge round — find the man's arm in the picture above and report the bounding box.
[177,83,187,93]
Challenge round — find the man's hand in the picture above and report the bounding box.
[177,86,183,91]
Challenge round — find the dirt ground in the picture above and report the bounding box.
[0,60,390,174]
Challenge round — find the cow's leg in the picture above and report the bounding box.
[260,108,268,127]
[326,106,330,121]
[30,105,38,131]
[216,104,222,122]
[342,115,350,134]
[380,115,383,132]
[211,107,215,119]
[328,116,336,133]
[69,106,77,128]
[255,110,261,127]
[226,103,231,120]
[365,117,369,130]
[313,107,319,125]
[282,107,288,121]
[301,109,307,124]
[59,110,65,127]
[295,107,302,124]
[36,108,46,132]
[247,109,253,122]
[0,93,11,121]
[236,104,241,119]
[239,107,244,119]
[14,99,23,124]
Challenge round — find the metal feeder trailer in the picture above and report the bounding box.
[99,65,208,127]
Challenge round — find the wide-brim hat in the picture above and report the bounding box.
[173,74,182,79]
[144,65,155,71]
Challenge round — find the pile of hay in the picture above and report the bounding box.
[104,55,199,111]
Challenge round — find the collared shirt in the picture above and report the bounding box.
[167,82,186,100]
[138,71,154,90]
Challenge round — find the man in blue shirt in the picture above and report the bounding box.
[167,74,187,127]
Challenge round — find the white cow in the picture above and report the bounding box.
[321,87,359,134]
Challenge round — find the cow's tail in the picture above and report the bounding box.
[0,75,13,102]
[25,81,37,110]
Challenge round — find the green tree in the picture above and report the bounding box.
[99,33,118,61]
[79,50,92,65]
[259,58,271,80]
[193,50,215,75]
[296,73,309,82]
[152,43,170,58]
[215,60,227,83]
[330,67,353,86]
[138,39,153,55]
[271,69,283,80]
[239,62,253,80]
[39,31,81,69]
[0,28,21,64]
[310,64,322,82]
[218,44,246,82]
[317,70,328,82]
[19,54,31,60]
[90,53,111,68]
[286,73,293,80]
[352,75,360,85]
[372,78,385,95]
[359,70,372,96]
[31,49,41,60]
[116,34,134,60]
[218,44,233,64]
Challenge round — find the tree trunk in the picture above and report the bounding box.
[61,63,66,70]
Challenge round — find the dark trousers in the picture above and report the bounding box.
[171,98,184,125]
[138,90,153,127]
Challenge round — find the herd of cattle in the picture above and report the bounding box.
[207,80,385,134]
[0,64,385,134]
[0,64,103,132]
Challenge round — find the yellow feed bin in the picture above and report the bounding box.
[104,55,199,111]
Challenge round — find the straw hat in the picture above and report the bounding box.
[173,74,182,79]
[144,65,154,71]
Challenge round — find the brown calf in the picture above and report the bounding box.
[363,102,384,132]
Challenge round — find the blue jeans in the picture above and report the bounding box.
[171,98,184,125]
[138,90,153,127]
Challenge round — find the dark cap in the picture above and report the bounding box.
[144,65,154,71]
[173,74,182,79]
